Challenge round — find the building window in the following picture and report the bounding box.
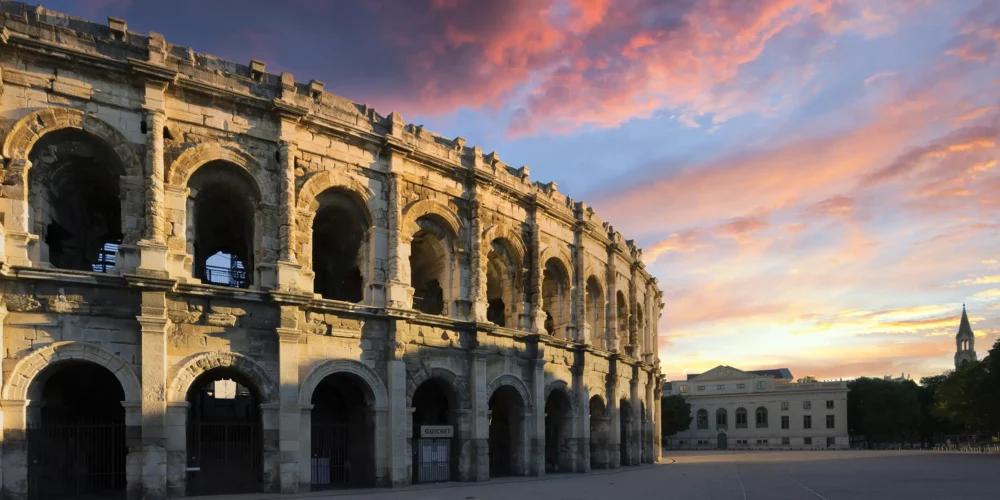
[803,415,812,429]
[804,437,813,445]
[781,415,789,429]
[696,409,708,429]
[826,400,834,409]
[680,385,688,393]
[826,414,835,429]
[697,385,705,391]
[827,437,835,446]
[781,401,789,410]
[737,383,745,389]
[735,407,748,428]
[756,439,768,444]
[782,437,790,445]
[717,384,725,390]
[803,401,812,410]
[716,408,728,428]
[755,407,768,428]
[756,381,766,390]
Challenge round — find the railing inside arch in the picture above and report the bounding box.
[91,241,120,274]
[27,419,127,500]
[204,262,249,288]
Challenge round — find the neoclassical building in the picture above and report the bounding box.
[0,4,664,500]
[663,366,849,450]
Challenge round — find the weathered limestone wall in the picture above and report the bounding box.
[0,4,665,500]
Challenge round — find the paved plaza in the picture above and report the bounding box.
[190,450,1000,500]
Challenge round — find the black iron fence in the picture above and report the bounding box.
[203,264,249,288]
[187,422,262,496]
[28,421,127,500]
[311,423,349,489]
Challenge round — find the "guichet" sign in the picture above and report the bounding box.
[420,425,454,438]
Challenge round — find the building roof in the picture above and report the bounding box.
[957,303,974,339]
[686,367,793,380]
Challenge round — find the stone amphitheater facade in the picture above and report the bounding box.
[0,3,664,500]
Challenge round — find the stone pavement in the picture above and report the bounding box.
[190,450,1000,500]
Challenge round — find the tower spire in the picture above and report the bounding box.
[955,303,977,369]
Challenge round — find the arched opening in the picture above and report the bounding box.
[716,408,728,430]
[411,378,459,483]
[735,407,748,429]
[28,129,125,272]
[696,409,708,429]
[589,395,608,469]
[312,190,368,302]
[487,386,526,477]
[755,407,768,428]
[186,368,263,496]
[486,239,521,327]
[619,398,632,466]
[189,161,259,288]
[409,217,452,316]
[542,258,571,339]
[585,277,605,347]
[616,291,629,352]
[544,389,572,473]
[28,362,127,500]
[310,373,376,489]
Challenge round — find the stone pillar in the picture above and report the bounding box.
[260,403,281,492]
[164,402,188,497]
[387,330,409,485]
[276,141,301,291]
[123,402,144,500]
[528,204,546,333]
[137,80,170,276]
[529,341,546,475]
[138,290,170,500]
[572,362,590,472]
[653,381,663,462]
[645,376,656,464]
[276,304,302,493]
[628,265,638,358]
[1,399,29,500]
[469,195,488,322]
[468,348,489,480]
[607,370,621,469]
[630,375,641,465]
[606,244,618,351]
[572,222,586,343]
[384,168,412,309]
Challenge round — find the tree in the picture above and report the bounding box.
[934,360,989,441]
[797,376,818,383]
[848,377,922,446]
[661,394,692,441]
[918,374,959,446]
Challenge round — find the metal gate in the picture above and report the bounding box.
[28,421,127,500]
[311,423,349,489]
[187,422,262,496]
[416,438,450,483]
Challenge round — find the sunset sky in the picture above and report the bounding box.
[49,0,1000,382]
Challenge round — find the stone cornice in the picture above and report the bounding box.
[127,58,178,86]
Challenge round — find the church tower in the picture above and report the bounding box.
[954,303,977,369]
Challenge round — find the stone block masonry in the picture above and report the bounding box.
[0,3,664,499]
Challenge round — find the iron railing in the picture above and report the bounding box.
[28,421,127,500]
[187,422,261,496]
[203,264,249,288]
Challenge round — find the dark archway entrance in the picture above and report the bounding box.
[619,399,632,466]
[544,389,572,473]
[311,373,376,489]
[186,369,263,496]
[488,386,525,477]
[589,396,608,470]
[412,378,459,483]
[312,189,368,302]
[718,432,728,450]
[29,362,127,500]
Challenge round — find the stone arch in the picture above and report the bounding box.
[2,108,143,180]
[298,359,389,409]
[401,199,463,240]
[486,373,532,410]
[481,224,526,263]
[167,350,278,404]
[406,366,470,408]
[296,169,377,226]
[1,341,141,402]
[543,379,579,413]
[166,142,270,201]
[539,245,573,278]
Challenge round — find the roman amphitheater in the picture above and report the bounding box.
[0,3,663,499]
